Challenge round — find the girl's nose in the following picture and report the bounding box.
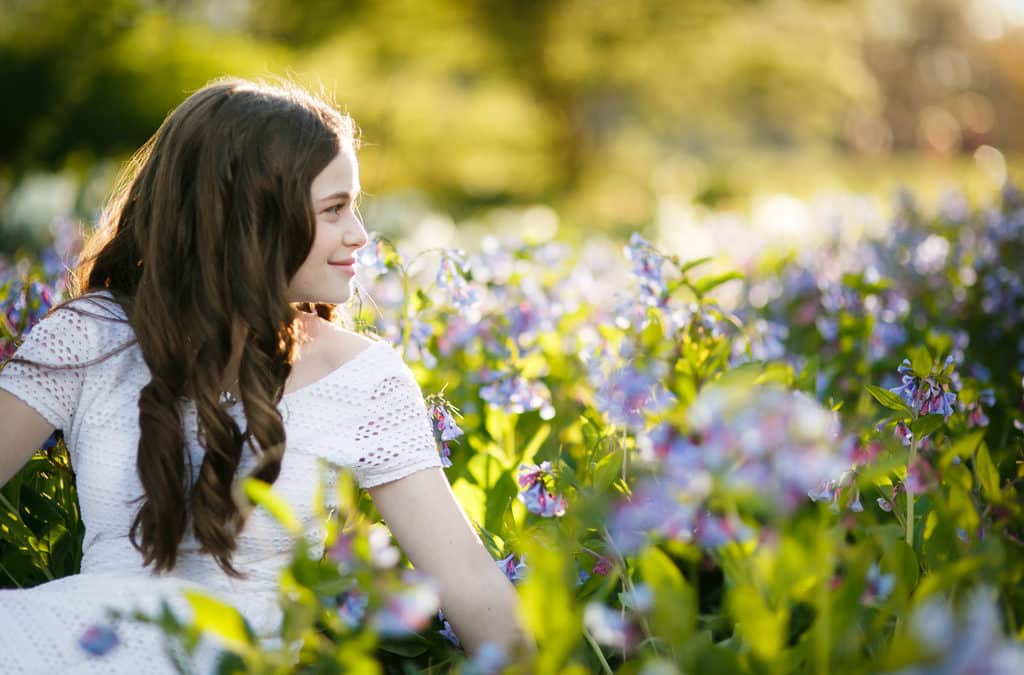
[345,214,368,248]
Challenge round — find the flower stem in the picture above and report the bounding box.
[582,627,615,675]
[621,428,628,485]
[399,266,411,359]
[905,425,919,548]
[602,527,665,659]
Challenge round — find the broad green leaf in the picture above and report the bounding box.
[242,479,300,535]
[727,582,784,661]
[911,414,944,439]
[945,430,986,464]
[520,423,551,468]
[755,361,795,386]
[866,385,912,417]
[908,346,933,377]
[484,473,518,534]
[592,448,623,490]
[184,590,254,652]
[974,443,1001,502]
[638,547,697,647]
[378,635,430,657]
[518,540,580,672]
[452,480,487,527]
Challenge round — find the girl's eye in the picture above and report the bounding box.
[326,202,347,216]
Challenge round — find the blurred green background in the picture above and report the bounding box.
[2,0,1023,254]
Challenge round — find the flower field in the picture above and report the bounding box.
[2,185,1023,674]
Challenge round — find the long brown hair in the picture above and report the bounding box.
[34,78,355,576]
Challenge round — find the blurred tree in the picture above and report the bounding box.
[0,0,287,171]
[1,0,1022,245]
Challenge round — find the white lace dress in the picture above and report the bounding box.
[0,292,444,674]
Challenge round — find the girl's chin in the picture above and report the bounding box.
[287,287,353,306]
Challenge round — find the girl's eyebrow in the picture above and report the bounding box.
[315,189,360,203]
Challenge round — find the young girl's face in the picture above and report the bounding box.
[286,146,368,304]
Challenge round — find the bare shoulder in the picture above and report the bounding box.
[304,315,380,369]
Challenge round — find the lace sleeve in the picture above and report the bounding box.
[0,302,103,431]
[349,355,444,489]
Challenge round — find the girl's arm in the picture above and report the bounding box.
[0,389,57,486]
[369,467,535,661]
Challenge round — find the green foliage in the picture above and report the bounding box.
[2,183,1023,672]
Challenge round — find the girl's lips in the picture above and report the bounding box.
[330,261,356,274]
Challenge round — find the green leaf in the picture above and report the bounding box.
[677,256,713,275]
[727,582,784,661]
[638,547,696,648]
[908,346,933,377]
[911,414,944,439]
[945,430,985,465]
[484,473,518,534]
[378,635,430,657]
[242,479,300,535]
[183,590,254,652]
[692,271,744,297]
[974,443,1001,502]
[866,385,912,417]
[520,423,551,468]
[592,448,623,490]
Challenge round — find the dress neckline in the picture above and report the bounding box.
[189,339,389,409]
[281,339,388,401]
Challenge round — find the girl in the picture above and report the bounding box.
[0,78,528,672]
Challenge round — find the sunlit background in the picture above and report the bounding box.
[1,0,1022,258]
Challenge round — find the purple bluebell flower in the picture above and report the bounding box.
[882,586,1024,674]
[518,480,567,518]
[592,359,674,430]
[695,510,756,549]
[496,552,528,583]
[516,462,568,517]
[41,431,60,451]
[624,232,669,308]
[404,316,437,369]
[437,609,461,648]
[354,234,390,277]
[608,479,701,553]
[79,624,119,656]
[860,562,894,606]
[682,384,852,515]
[373,575,440,637]
[619,584,653,613]
[903,457,937,496]
[583,602,637,651]
[438,442,453,468]
[591,556,613,576]
[894,422,913,447]
[368,526,400,568]
[807,468,862,513]
[426,397,463,468]
[517,461,552,489]
[430,402,464,442]
[436,250,480,312]
[869,320,907,363]
[338,588,369,629]
[890,358,958,420]
[435,313,484,356]
[807,479,839,508]
[962,388,994,428]
[326,531,354,572]
[480,369,555,419]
